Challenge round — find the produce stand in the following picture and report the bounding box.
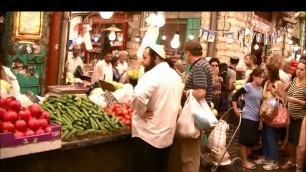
[1,80,137,171]
[61,131,131,150]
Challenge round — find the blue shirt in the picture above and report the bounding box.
[242,83,263,121]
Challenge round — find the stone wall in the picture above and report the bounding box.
[213,12,255,63]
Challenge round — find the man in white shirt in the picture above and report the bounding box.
[131,44,182,172]
[116,50,129,83]
[91,52,113,84]
[243,54,257,82]
[174,59,187,81]
[65,45,84,75]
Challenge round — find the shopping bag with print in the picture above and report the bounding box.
[265,97,290,128]
[176,90,201,138]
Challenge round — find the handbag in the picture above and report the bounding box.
[176,90,201,138]
[265,97,290,128]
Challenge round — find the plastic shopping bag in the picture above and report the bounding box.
[193,98,218,131]
[176,90,201,138]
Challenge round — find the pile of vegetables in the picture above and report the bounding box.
[232,80,246,94]
[0,96,52,138]
[40,95,125,142]
[127,69,140,80]
[104,102,133,131]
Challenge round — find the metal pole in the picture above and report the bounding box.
[46,12,62,90]
[61,12,71,85]
[207,12,218,58]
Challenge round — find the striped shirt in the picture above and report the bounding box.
[287,78,306,120]
[181,58,213,106]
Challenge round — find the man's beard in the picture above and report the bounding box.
[144,59,156,72]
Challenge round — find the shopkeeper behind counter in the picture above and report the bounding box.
[65,45,84,77]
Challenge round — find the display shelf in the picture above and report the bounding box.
[61,131,131,150]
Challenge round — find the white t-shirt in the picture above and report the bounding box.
[244,69,253,82]
[279,69,290,84]
[66,55,83,74]
[131,62,182,148]
[116,61,128,83]
[91,60,113,83]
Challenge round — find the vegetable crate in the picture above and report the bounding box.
[0,123,62,159]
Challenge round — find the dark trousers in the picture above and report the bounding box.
[132,137,171,172]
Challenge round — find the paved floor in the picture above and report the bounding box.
[200,149,296,172]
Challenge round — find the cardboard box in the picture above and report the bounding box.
[0,123,61,148]
[0,123,62,159]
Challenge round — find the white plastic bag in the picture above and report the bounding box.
[193,98,218,131]
[176,90,201,138]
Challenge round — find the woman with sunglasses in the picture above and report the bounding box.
[209,58,223,111]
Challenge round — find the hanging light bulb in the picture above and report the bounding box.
[156,12,165,27]
[135,36,140,42]
[161,35,167,40]
[277,37,282,43]
[303,50,306,54]
[189,33,195,40]
[94,36,99,42]
[75,36,83,45]
[254,44,259,50]
[288,39,293,45]
[99,12,113,19]
[171,31,180,49]
[108,31,116,41]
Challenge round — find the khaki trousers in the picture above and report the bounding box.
[179,132,202,172]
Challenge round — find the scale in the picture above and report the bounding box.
[47,85,88,97]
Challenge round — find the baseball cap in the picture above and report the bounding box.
[148,44,166,59]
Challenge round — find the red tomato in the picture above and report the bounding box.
[116,109,123,116]
[125,120,131,126]
[124,115,131,120]
[122,109,128,116]
[127,109,133,113]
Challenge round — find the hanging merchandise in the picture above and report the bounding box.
[136,13,161,57]
[225,32,234,44]
[270,33,275,45]
[201,27,210,41]
[207,30,216,43]
[264,34,268,45]
[252,30,256,41]
[244,28,252,47]
[238,28,245,49]
[83,24,93,51]
[256,33,262,43]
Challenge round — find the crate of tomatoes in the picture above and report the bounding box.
[104,102,133,131]
[0,96,61,159]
